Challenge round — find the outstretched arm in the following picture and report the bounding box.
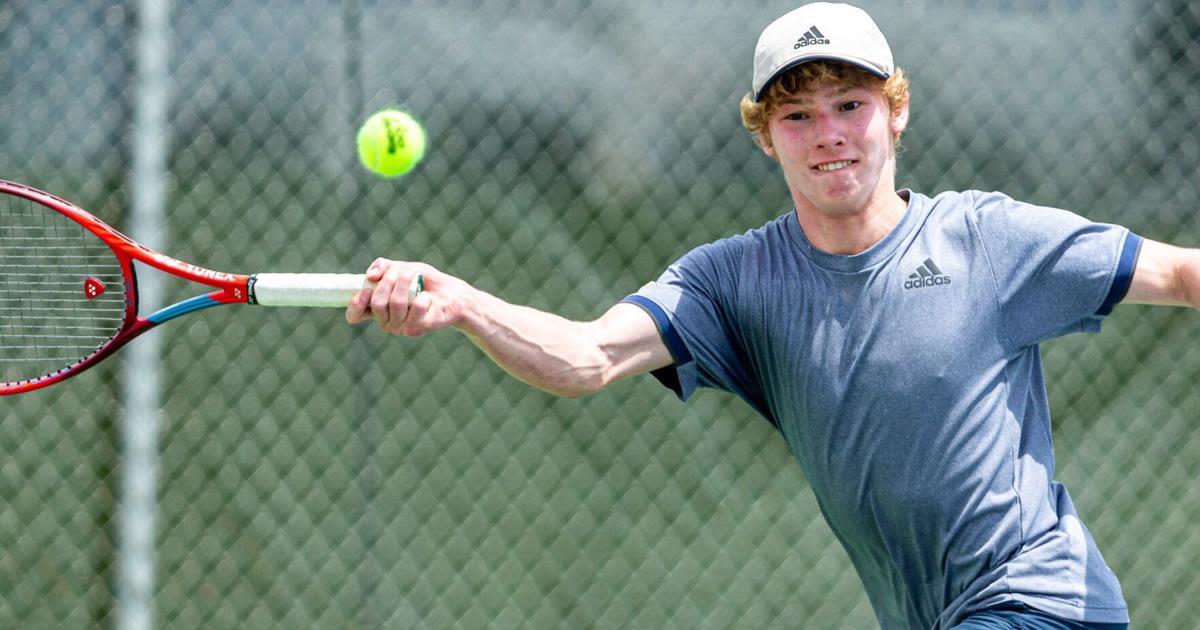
[344,258,675,397]
[1123,239,1200,308]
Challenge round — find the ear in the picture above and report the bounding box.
[890,101,910,138]
[757,129,777,159]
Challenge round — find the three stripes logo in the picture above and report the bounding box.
[793,26,830,49]
[904,258,952,290]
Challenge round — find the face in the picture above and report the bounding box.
[759,80,908,218]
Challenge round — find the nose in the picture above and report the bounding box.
[813,113,846,148]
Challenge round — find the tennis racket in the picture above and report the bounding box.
[0,179,420,395]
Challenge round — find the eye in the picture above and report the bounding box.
[840,101,862,112]
[784,111,809,121]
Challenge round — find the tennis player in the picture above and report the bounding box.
[346,3,1199,627]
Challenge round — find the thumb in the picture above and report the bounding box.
[365,258,389,282]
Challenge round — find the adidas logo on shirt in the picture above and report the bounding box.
[904,258,952,289]
[793,26,829,49]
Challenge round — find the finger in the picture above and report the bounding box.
[366,258,390,282]
[386,272,415,335]
[408,273,425,303]
[371,265,405,331]
[348,259,391,324]
[403,287,433,337]
[344,289,372,324]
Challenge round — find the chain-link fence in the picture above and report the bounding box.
[2,1,1198,628]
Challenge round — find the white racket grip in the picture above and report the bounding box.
[249,273,372,307]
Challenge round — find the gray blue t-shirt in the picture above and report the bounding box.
[624,190,1142,629]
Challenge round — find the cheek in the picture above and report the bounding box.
[868,112,895,148]
[769,126,806,158]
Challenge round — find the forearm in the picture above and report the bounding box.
[347,259,671,396]
[453,288,611,397]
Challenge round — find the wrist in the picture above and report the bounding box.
[449,283,493,337]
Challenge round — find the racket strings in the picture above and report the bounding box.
[1,194,126,384]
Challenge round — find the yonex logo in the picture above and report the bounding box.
[84,277,106,300]
[794,26,829,49]
[904,258,952,290]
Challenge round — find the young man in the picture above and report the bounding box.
[346,3,1199,628]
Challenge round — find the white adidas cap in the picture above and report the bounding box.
[751,2,894,102]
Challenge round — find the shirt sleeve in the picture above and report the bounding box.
[969,191,1142,351]
[621,239,768,414]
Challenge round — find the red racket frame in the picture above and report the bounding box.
[0,179,251,395]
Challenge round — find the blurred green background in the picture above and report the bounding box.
[2,1,1198,627]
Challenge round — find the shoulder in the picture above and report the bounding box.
[920,189,1088,237]
[656,213,796,305]
[679,212,792,268]
[901,190,998,233]
[918,189,1045,214]
[920,189,1013,218]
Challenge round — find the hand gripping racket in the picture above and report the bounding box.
[0,179,421,395]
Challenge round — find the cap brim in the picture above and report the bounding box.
[754,55,891,102]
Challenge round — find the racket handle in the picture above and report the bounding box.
[249,273,372,307]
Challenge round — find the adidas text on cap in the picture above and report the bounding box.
[752,2,894,102]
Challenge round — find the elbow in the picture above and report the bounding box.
[551,386,593,399]
[543,371,608,399]
[525,320,630,398]
[538,350,614,399]
[1181,257,1200,310]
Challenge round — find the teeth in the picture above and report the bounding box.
[816,160,853,172]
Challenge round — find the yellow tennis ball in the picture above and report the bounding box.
[356,109,426,177]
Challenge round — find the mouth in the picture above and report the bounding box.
[813,160,856,172]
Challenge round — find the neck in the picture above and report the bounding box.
[793,188,908,256]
